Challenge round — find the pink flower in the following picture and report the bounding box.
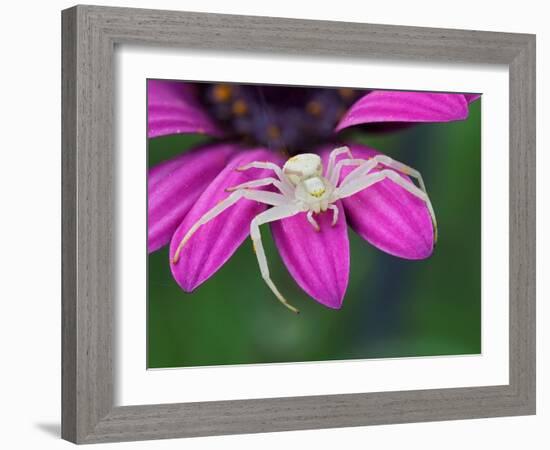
[148,80,479,310]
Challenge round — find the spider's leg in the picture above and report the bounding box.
[236,161,294,190]
[335,169,437,240]
[335,171,386,199]
[328,204,339,226]
[328,158,368,186]
[339,154,424,187]
[339,158,380,186]
[352,155,437,239]
[172,189,287,264]
[306,210,320,231]
[326,146,352,179]
[226,176,293,197]
[383,169,437,240]
[237,161,284,177]
[250,205,302,313]
[368,155,428,193]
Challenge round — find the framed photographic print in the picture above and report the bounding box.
[61,5,536,444]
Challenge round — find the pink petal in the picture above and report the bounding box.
[324,144,435,260]
[169,149,283,291]
[148,79,223,138]
[148,143,239,253]
[336,90,469,131]
[463,93,481,103]
[271,202,349,309]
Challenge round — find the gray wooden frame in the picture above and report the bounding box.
[61,4,536,444]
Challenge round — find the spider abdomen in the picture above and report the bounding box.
[283,153,322,184]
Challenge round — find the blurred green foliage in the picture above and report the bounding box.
[147,98,481,368]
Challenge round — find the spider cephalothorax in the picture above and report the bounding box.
[172,146,436,313]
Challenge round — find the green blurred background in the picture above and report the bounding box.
[147,93,481,369]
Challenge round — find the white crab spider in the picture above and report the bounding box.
[172,146,437,314]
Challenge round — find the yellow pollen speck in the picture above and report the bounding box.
[306,100,323,116]
[267,125,281,140]
[252,240,257,254]
[338,88,354,99]
[310,189,325,198]
[232,99,248,116]
[213,84,232,102]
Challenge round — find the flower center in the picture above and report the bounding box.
[201,84,362,154]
